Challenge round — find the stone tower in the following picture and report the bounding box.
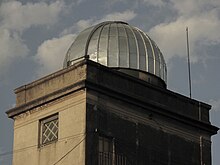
[7,21,219,165]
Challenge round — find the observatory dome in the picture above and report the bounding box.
[64,21,167,85]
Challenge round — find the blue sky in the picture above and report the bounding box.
[0,0,219,164]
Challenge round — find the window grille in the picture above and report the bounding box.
[40,114,58,146]
[99,152,129,165]
[98,136,129,165]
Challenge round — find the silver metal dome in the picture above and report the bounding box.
[64,21,167,83]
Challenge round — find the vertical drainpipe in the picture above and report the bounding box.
[199,102,203,165]
[200,136,203,165]
[113,138,115,165]
[168,150,171,165]
[199,102,204,165]
[136,122,139,165]
[199,102,202,121]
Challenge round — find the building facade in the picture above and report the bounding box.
[7,21,218,165]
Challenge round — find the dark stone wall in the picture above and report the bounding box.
[86,103,99,165]
[84,60,217,165]
[86,60,212,124]
[87,106,202,165]
[138,123,200,165]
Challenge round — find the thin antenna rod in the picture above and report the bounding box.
[186,27,192,98]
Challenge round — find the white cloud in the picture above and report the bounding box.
[61,10,137,35]
[170,0,220,16]
[209,99,220,112]
[0,0,65,76]
[60,19,93,35]
[105,0,126,6]
[148,1,220,63]
[75,19,94,31]
[0,28,29,74]
[0,1,64,32]
[98,10,137,23]
[106,0,166,8]
[143,0,166,7]
[35,34,76,76]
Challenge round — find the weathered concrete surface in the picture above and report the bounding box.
[15,61,86,107]
[12,90,86,165]
[7,61,86,118]
[7,60,88,165]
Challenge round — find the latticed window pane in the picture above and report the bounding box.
[40,114,58,146]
